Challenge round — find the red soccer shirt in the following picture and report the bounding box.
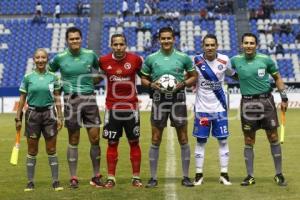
[99,52,142,110]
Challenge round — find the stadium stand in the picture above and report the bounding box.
[0,17,90,86]
[1,0,300,87]
[0,0,91,15]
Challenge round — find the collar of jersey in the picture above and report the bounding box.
[34,69,48,75]
[112,52,127,61]
[67,48,82,56]
[159,48,175,56]
[243,52,256,60]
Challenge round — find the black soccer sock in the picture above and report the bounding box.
[26,154,36,182]
[149,144,160,180]
[90,144,101,177]
[181,143,191,178]
[270,142,282,175]
[67,144,78,178]
[244,144,254,177]
[48,154,59,182]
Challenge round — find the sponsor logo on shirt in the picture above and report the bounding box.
[200,80,222,90]
[109,75,130,82]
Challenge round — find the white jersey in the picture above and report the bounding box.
[194,53,235,113]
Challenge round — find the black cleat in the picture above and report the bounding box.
[274,173,287,186]
[193,173,204,186]
[24,181,35,192]
[52,181,64,191]
[145,178,158,188]
[90,175,105,188]
[241,175,255,186]
[182,176,194,187]
[219,173,232,185]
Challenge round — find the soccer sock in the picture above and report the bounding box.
[26,154,36,182]
[149,144,159,180]
[195,142,205,173]
[270,141,282,175]
[48,153,59,182]
[106,141,119,177]
[181,143,191,177]
[218,139,229,173]
[67,144,78,178]
[244,144,254,177]
[129,140,142,177]
[90,144,101,177]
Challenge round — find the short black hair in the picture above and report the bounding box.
[158,27,175,38]
[202,34,218,44]
[241,32,258,44]
[66,27,82,40]
[110,33,127,45]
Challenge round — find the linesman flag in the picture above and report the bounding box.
[10,130,21,165]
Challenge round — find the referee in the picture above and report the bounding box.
[15,48,63,192]
[231,33,288,186]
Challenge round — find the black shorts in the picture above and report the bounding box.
[102,109,140,141]
[240,93,279,133]
[63,94,101,130]
[25,107,57,139]
[151,90,187,128]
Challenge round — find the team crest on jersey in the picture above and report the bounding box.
[124,62,131,70]
[218,64,223,70]
[257,68,265,78]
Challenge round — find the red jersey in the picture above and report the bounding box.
[99,52,142,110]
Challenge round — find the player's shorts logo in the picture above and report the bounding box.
[257,68,265,78]
[124,62,131,70]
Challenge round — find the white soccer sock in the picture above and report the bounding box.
[195,142,206,173]
[218,139,229,173]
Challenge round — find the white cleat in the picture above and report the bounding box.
[193,173,204,186]
[219,175,232,186]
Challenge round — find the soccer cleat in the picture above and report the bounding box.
[182,176,194,187]
[193,173,204,186]
[90,175,105,188]
[274,173,287,186]
[69,177,79,189]
[145,178,158,188]
[241,175,255,186]
[24,181,34,192]
[104,178,116,189]
[132,177,143,187]
[219,173,232,186]
[52,181,64,191]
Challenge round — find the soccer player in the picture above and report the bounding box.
[15,49,63,191]
[141,27,198,188]
[193,34,237,186]
[99,33,143,188]
[231,33,288,186]
[48,27,103,188]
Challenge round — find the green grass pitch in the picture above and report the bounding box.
[0,109,299,200]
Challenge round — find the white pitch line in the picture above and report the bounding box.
[164,122,178,200]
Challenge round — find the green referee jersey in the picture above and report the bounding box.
[141,49,195,82]
[19,70,61,107]
[48,48,99,94]
[231,53,278,95]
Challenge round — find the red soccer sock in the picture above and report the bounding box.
[129,140,141,176]
[106,141,119,177]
